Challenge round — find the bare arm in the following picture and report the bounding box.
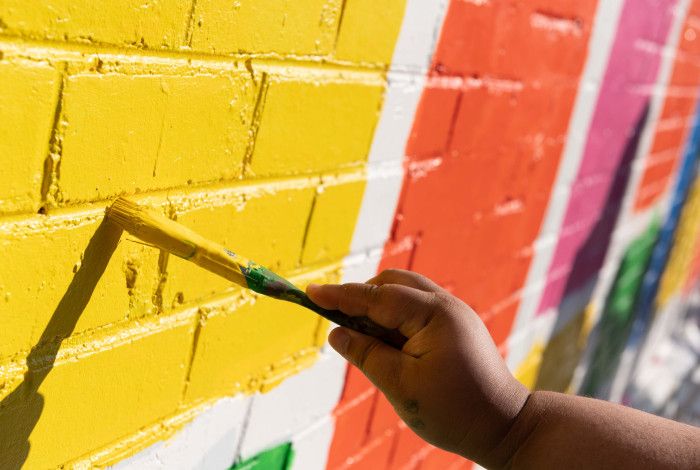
[307,270,700,470]
[495,391,700,470]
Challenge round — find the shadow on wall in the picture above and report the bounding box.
[534,103,651,393]
[0,220,121,469]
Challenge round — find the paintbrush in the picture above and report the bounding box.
[106,197,407,349]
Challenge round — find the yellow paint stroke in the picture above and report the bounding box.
[658,176,700,307]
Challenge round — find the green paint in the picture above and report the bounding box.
[240,261,305,303]
[230,443,294,470]
[581,219,660,397]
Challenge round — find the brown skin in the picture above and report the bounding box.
[306,269,700,470]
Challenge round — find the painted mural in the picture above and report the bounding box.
[1,0,700,468]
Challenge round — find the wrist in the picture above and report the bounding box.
[478,390,550,469]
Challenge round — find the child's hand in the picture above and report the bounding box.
[306,270,529,466]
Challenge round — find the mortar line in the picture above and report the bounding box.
[39,62,68,212]
[443,88,465,153]
[0,34,388,73]
[184,0,199,48]
[333,0,350,51]
[233,396,256,462]
[242,72,270,174]
[179,308,204,402]
[299,191,319,263]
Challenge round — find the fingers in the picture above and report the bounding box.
[307,282,438,338]
[329,327,404,393]
[367,269,443,293]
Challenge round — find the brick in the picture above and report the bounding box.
[249,72,384,176]
[431,0,498,76]
[162,182,316,307]
[433,0,596,79]
[405,84,460,159]
[0,0,190,48]
[0,316,194,469]
[334,0,407,64]
[183,289,325,403]
[190,0,342,56]
[0,61,60,214]
[659,94,696,121]
[59,71,258,202]
[327,388,376,469]
[0,210,160,360]
[649,126,687,154]
[301,175,366,266]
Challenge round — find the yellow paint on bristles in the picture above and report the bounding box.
[107,197,248,287]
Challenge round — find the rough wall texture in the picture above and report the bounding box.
[1,0,700,469]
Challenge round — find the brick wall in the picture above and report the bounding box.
[2,0,700,469]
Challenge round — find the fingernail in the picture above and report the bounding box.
[329,328,350,355]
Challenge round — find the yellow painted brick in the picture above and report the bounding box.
[0,61,60,214]
[184,279,328,402]
[0,317,194,469]
[59,71,258,202]
[249,73,384,176]
[0,211,160,360]
[335,0,407,64]
[190,0,341,56]
[162,182,316,308]
[302,175,366,265]
[0,0,190,48]
[514,342,543,391]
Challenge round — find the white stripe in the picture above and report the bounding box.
[109,396,251,470]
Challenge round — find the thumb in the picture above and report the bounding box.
[329,327,404,392]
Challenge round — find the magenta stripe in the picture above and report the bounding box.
[538,0,679,313]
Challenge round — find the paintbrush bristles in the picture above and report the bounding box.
[107,197,248,286]
[107,197,201,260]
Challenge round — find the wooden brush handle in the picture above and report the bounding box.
[300,295,408,350]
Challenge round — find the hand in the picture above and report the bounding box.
[306,269,529,467]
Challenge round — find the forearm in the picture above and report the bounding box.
[489,391,700,469]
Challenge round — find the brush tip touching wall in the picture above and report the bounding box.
[106,197,144,233]
[106,197,199,260]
